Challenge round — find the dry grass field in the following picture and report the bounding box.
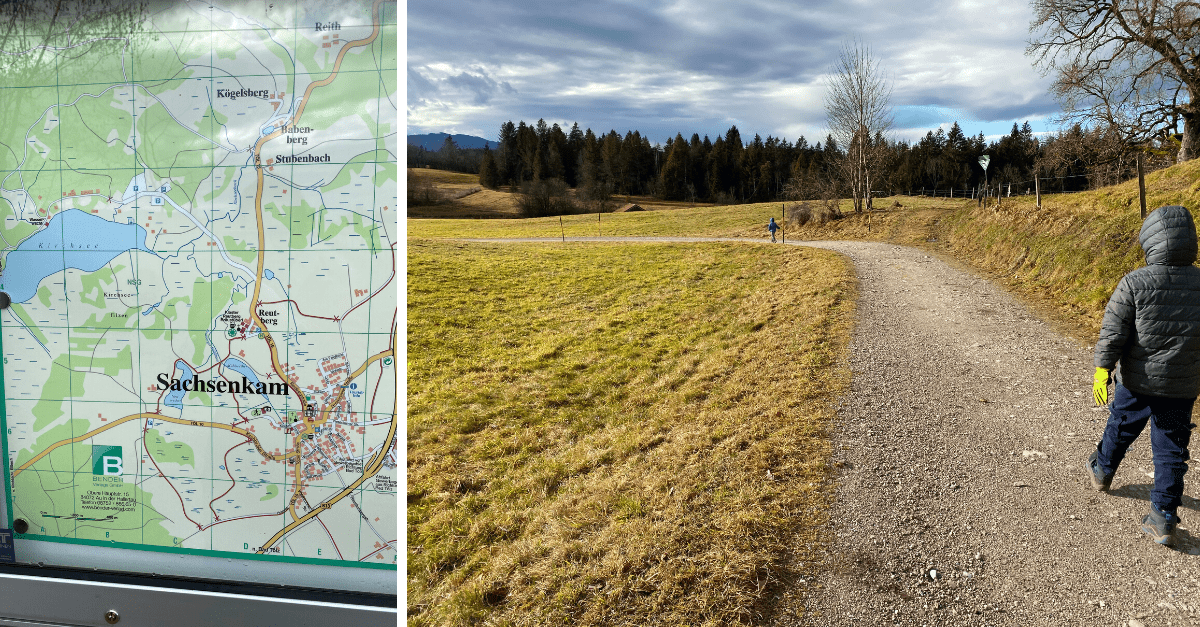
[407,240,855,625]
[406,161,1200,623]
[406,167,714,219]
[407,193,956,241]
[407,166,1199,342]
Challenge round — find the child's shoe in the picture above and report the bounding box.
[1086,446,1113,491]
[1141,504,1179,546]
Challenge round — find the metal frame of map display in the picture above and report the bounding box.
[0,0,397,613]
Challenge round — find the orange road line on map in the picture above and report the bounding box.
[249,0,392,531]
[248,0,389,402]
[285,347,394,522]
[13,414,296,480]
[258,393,396,555]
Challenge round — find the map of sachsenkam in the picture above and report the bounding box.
[0,0,397,567]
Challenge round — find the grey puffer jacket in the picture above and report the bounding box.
[1095,205,1200,398]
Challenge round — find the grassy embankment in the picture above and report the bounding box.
[408,240,854,625]
[934,160,1200,338]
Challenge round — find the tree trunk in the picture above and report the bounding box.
[865,171,872,211]
[1180,112,1200,163]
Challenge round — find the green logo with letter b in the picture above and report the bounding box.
[92,445,123,476]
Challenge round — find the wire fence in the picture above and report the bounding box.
[901,172,1122,199]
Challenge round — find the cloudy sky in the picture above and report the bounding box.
[407,0,1063,146]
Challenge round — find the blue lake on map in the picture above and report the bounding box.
[1,209,154,303]
[223,358,272,402]
[165,362,195,410]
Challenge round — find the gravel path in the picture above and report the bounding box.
[463,236,1200,625]
[772,240,1200,627]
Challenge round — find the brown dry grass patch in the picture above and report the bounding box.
[931,157,1200,341]
[408,168,480,186]
[406,168,715,219]
[407,240,855,625]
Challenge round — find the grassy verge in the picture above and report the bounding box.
[407,240,855,625]
[934,159,1200,338]
[939,197,1139,337]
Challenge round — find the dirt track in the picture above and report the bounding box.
[773,240,1200,627]
[464,236,1200,626]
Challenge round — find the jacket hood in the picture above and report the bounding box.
[1140,205,1198,266]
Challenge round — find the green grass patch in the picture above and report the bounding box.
[408,239,855,626]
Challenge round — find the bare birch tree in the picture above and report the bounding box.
[824,42,892,213]
[1029,0,1200,162]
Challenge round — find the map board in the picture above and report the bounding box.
[0,0,397,590]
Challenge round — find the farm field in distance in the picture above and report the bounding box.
[406,166,715,219]
[407,239,854,625]
[406,187,962,241]
[408,156,1200,343]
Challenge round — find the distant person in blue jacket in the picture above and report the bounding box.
[1089,205,1200,547]
[768,217,778,243]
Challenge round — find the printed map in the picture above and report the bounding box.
[0,0,397,567]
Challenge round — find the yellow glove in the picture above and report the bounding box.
[1093,367,1111,406]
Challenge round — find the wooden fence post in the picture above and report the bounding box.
[1035,177,1041,208]
[1138,152,1147,219]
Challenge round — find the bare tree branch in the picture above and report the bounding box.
[1029,0,1200,161]
[824,42,892,213]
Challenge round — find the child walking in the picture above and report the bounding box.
[1089,205,1200,547]
[768,217,778,243]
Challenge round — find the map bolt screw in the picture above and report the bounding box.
[12,519,28,534]
[0,291,10,309]
[104,610,119,624]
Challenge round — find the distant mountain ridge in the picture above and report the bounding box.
[408,132,497,151]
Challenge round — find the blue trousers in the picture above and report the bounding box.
[1097,382,1197,515]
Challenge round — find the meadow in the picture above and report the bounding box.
[407,156,1200,623]
[407,240,854,625]
[409,156,1200,341]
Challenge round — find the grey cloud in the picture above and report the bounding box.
[967,96,1062,124]
[408,66,516,106]
[407,67,436,101]
[409,0,848,83]
[444,71,515,105]
[408,0,1061,142]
